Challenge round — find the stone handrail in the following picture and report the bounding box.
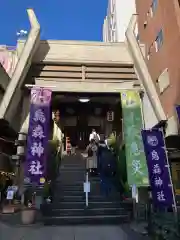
[0,9,40,122]
[125,14,166,122]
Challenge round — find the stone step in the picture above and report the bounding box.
[55,185,84,191]
[59,168,85,172]
[42,201,133,211]
[43,214,130,226]
[43,207,128,217]
[55,181,84,186]
[55,195,120,203]
[60,163,85,167]
[48,201,126,209]
[42,155,133,226]
[54,190,119,198]
[54,190,84,197]
[58,175,85,180]
[60,166,85,170]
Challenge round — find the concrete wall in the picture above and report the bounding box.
[142,92,158,129]
[36,79,137,93]
[0,64,10,90]
[30,40,133,64]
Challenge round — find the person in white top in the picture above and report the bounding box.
[89,129,100,143]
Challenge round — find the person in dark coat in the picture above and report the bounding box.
[99,148,116,196]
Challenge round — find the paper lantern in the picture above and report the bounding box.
[107,111,114,121]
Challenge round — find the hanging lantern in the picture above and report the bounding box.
[107,111,114,122]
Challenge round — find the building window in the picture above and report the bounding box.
[143,21,147,29]
[150,0,158,16]
[112,30,116,42]
[156,68,170,93]
[155,29,163,52]
[112,21,116,31]
[112,3,115,14]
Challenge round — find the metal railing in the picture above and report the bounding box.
[85,171,89,207]
[85,157,89,207]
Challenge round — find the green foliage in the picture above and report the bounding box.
[107,133,116,148]
[107,135,130,196]
[43,181,50,199]
[150,212,180,240]
[46,140,61,182]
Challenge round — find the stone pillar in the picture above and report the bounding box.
[20,92,31,134]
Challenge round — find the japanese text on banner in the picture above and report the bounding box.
[25,88,52,185]
[141,129,175,207]
[120,91,149,186]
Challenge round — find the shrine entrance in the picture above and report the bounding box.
[52,92,123,150]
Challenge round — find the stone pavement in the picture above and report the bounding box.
[0,222,149,240]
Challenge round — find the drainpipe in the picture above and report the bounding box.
[125,15,166,122]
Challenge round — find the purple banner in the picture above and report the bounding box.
[141,128,175,208]
[175,105,180,124]
[24,87,52,185]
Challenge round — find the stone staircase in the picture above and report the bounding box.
[41,153,133,225]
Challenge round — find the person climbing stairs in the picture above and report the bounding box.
[41,152,133,225]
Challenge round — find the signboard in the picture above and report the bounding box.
[7,186,18,193]
[25,87,52,185]
[120,91,149,186]
[84,182,90,193]
[141,128,175,207]
[6,190,14,200]
[132,184,138,203]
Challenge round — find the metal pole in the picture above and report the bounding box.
[16,132,27,201]
[139,90,145,128]
[86,171,89,207]
[160,128,177,216]
[138,91,146,221]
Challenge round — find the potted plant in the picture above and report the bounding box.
[21,188,36,224]
[13,190,21,211]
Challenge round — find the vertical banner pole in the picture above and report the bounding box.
[161,128,177,221]
[139,91,145,128]
[86,172,89,207]
[139,90,150,222]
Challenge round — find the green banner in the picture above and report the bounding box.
[120,91,149,186]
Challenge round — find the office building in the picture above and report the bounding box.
[136,0,180,132]
[103,0,136,42]
[103,0,158,129]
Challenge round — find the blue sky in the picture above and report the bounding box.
[0,0,108,46]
